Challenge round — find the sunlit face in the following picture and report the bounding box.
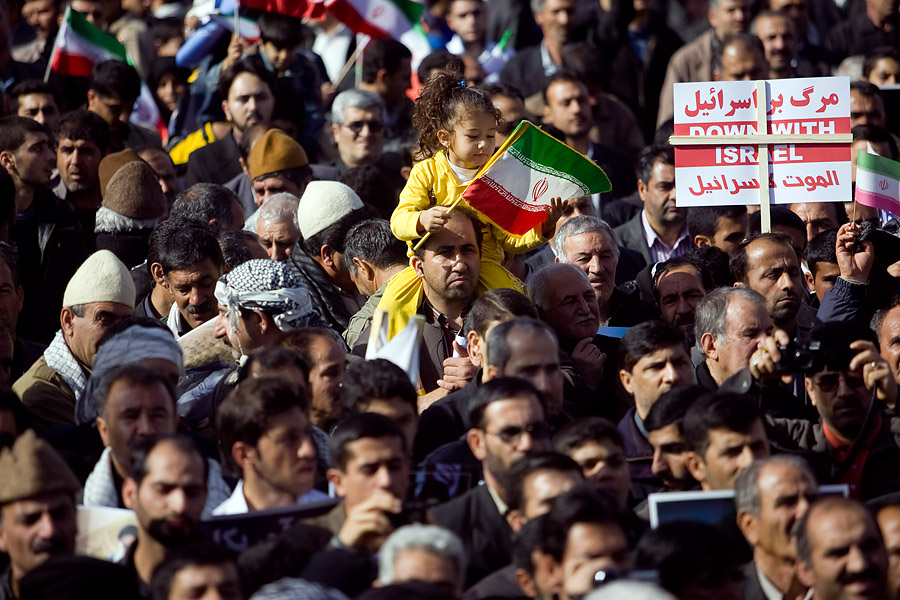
[306,335,347,429]
[754,15,796,72]
[57,137,102,194]
[261,41,300,74]
[561,522,630,597]
[0,495,76,581]
[441,111,497,170]
[250,407,317,499]
[805,368,873,442]
[221,73,275,135]
[710,213,748,255]
[707,295,773,383]
[329,436,410,510]
[537,267,600,344]
[876,506,900,600]
[562,231,618,314]
[638,161,683,228]
[497,327,564,419]
[446,0,486,43]
[412,212,482,305]
[543,80,592,139]
[849,89,886,129]
[168,563,242,600]
[535,0,578,45]
[332,106,384,168]
[363,398,418,455]
[22,0,60,37]
[689,421,769,490]
[2,130,55,187]
[790,203,841,243]
[520,469,582,520]
[97,379,177,472]
[257,218,300,262]
[717,43,769,81]
[473,395,549,482]
[163,259,222,330]
[808,261,840,303]
[742,239,804,326]
[749,462,817,561]
[16,93,60,131]
[709,0,750,37]
[867,57,900,87]
[155,72,186,113]
[253,175,305,206]
[656,265,705,337]
[620,345,694,419]
[62,301,132,366]
[492,94,527,146]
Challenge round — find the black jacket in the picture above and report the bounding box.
[430,484,514,588]
[183,134,242,187]
[498,46,547,100]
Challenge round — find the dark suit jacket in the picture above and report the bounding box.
[465,564,525,600]
[498,46,546,100]
[742,561,767,600]
[184,134,242,187]
[617,407,663,501]
[430,484,513,588]
[613,212,651,265]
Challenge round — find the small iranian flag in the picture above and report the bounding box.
[856,151,900,216]
[324,0,423,41]
[49,7,127,77]
[463,121,611,235]
[47,7,166,141]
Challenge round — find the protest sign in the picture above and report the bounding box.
[671,77,851,216]
[76,506,138,561]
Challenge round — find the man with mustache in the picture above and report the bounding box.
[0,431,81,600]
[555,216,660,327]
[731,233,813,343]
[752,321,899,498]
[735,456,818,600]
[614,144,690,266]
[795,497,889,600]
[652,255,710,342]
[122,435,210,596]
[84,363,229,516]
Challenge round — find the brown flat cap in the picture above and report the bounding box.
[99,149,145,198]
[247,129,309,180]
[102,161,167,220]
[0,430,80,505]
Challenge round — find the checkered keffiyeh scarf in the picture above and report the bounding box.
[215,259,324,336]
[43,330,88,400]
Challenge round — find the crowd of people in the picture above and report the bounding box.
[0,0,898,596]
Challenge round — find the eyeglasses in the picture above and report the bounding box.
[487,422,551,444]
[342,120,384,134]
[811,371,866,394]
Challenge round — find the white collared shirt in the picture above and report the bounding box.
[213,480,330,515]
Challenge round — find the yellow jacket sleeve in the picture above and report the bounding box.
[391,159,438,241]
[492,223,549,254]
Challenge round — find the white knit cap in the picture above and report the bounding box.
[63,250,136,308]
[296,181,364,239]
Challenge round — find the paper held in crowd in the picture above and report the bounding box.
[670,77,852,208]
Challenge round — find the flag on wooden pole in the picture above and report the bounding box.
[462,121,611,235]
[856,151,900,216]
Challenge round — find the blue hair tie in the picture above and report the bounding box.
[457,80,466,88]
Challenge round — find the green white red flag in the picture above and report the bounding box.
[324,0,423,40]
[463,121,612,235]
[47,7,166,141]
[855,151,900,216]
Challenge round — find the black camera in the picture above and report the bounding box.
[777,340,857,374]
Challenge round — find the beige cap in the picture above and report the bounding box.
[296,181,364,239]
[0,430,81,505]
[62,250,136,308]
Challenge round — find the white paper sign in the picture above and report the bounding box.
[673,77,851,207]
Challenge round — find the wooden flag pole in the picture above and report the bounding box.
[332,35,370,88]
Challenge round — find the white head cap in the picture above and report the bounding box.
[63,250,136,308]
[295,181,364,239]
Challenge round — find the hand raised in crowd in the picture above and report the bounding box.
[848,339,897,408]
[417,206,452,234]
[541,197,567,238]
[221,34,250,72]
[437,343,478,392]
[835,221,874,285]
[571,337,606,391]
[748,328,792,384]
[336,488,403,553]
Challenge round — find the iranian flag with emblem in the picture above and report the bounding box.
[463,121,611,235]
[856,151,900,216]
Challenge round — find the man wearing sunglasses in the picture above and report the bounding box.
[431,377,550,588]
[754,321,900,499]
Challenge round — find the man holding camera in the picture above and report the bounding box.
[749,319,900,499]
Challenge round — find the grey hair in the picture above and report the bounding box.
[734,455,816,516]
[256,193,300,227]
[95,206,160,234]
[694,286,765,356]
[332,89,385,126]
[553,215,620,263]
[531,263,591,311]
[378,524,467,591]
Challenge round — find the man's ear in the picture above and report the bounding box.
[467,331,483,368]
[96,416,110,447]
[467,428,487,461]
[514,568,536,598]
[507,508,524,533]
[693,234,712,249]
[232,441,255,471]
[737,509,759,546]
[326,468,346,497]
[685,451,707,485]
[796,557,815,588]
[221,99,233,123]
[0,150,14,174]
[122,477,138,510]
[805,270,816,292]
[700,333,718,361]
[150,263,168,288]
[411,255,425,279]
[619,369,633,396]
[319,244,335,269]
[483,364,500,382]
[805,377,817,407]
[354,258,374,283]
[86,89,97,110]
[60,307,75,337]
[251,310,269,334]
[637,179,647,203]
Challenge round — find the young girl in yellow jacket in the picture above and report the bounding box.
[379,71,563,338]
